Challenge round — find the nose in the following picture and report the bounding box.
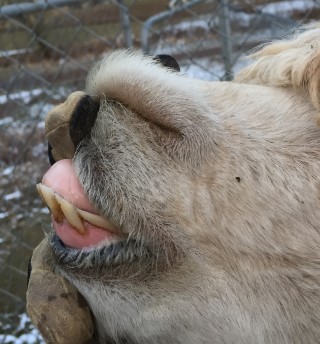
[69,94,100,149]
[45,92,100,164]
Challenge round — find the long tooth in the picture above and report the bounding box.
[36,184,45,203]
[55,194,87,235]
[36,183,119,235]
[37,184,63,223]
[77,209,119,233]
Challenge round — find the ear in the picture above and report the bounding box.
[235,25,320,111]
[154,54,180,72]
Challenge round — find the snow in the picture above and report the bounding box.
[29,103,54,119]
[0,89,43,105]
[0,212,9,219]
[37,120,45,129]
[260,0,319,14]
[1,166,14,176]
[0,313,44,344]
[0,49,27,58]
[182,61,224,80]
[32,143,46,157]
[169,18,211,33]
[0,334,40,344]
[0,86,70,107]
[39,207,50,214]
[4,190,22,201]
[0,117,14,126]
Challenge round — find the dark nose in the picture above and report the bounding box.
[47,93,99,165]
[69,95,100,149]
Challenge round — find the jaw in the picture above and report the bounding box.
[39,105,194,279]
[49,232,154,280]
[36,159,156,279]
[37,159,184,280]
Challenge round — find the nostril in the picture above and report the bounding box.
[48,143,56,165]
[69,95,100,149]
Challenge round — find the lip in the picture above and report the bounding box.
[50,233,152,269]
[36,182,127,250]
[37,183,120,236]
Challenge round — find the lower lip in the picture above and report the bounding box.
[52,215,116,249]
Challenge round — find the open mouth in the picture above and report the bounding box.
[37,159,124,250]
[37,159,154,272]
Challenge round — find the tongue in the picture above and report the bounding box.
[42,159,96,213]
[42,159,114,249]
[52,216,113,249]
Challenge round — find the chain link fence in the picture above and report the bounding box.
[0,0,319,342]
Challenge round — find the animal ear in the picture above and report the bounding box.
[235,25,320,111]
[45,92,99,163]
[154,54,180,72]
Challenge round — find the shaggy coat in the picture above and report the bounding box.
[51,25,320,343]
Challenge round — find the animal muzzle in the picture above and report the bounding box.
[45,91,100,164]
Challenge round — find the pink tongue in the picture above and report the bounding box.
[52,216,113,249]
[42,159,114,249]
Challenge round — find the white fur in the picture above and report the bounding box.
[57,26,320,343]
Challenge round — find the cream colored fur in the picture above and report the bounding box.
[236,23,320,110]
[55,25,320,343]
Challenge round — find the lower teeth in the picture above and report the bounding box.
[36,183,120,235]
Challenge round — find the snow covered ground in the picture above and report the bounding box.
[260,0,318,14]
[0,313,43,344]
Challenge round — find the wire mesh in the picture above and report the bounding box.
[0,0,320,342]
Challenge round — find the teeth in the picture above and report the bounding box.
[36,183,119,236]
[77,209,118,234]
[36,184,64,223]
[55,194,87,235]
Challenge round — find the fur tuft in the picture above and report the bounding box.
[236,24,320,110]
[85,50,209,131]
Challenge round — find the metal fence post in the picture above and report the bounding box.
[218,0,233,80]
[116,0,133,48]
[141,0,203,54]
